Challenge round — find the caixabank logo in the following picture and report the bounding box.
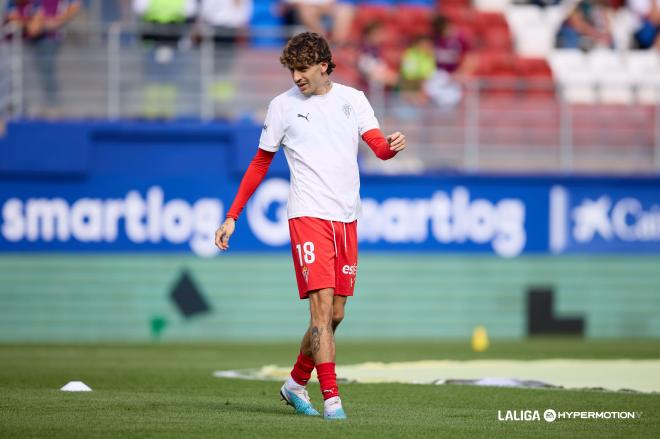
[549,185,660,254]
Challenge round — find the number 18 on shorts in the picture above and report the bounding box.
[288,217,358,300]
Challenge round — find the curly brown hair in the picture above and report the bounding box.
[279,32,336,75]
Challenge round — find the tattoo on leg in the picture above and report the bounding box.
[311,326,322,354]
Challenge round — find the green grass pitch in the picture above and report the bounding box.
[1,339,659,438]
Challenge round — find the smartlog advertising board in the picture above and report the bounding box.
[1,121,659,257]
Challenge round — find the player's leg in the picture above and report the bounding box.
[308,288,346,420]
[308,287,335,363]
[281,218,335,416]
[281,288,335,417]
[299,294,347,356]
[316,221,356,419]
[332,295,347,332]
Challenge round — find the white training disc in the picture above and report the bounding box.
[60,381,92,392]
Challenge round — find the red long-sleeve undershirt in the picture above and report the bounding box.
[225,128,397,220]
[226,148,275,220]
[362,128,398,161]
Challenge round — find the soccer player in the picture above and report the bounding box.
[214,32,406,420]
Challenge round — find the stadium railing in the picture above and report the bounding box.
[0,22,658,175]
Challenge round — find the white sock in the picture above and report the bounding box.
[324,396,342,411]
[285,376,304,390]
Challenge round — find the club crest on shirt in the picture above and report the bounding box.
[302,266,309,283]
[342,104,352,119]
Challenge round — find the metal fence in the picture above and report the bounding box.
[1,23,659,174]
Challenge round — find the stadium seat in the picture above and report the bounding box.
[395,5,432,39]
[505,5,557,57]
[475,11,509,31]
[610,8,636,52]
[475,51,519,97]
[513,25,555,57]
[354,4,393,29]
[542,5,566,32]
[516,57,552,78]
[587,50,633,104]
[436,0,471,8]
[473,0,511,13]
[505,5,542,31]
[440,5,476,27]
[515,56,554,98]
[481,26,513,51]
[548,50,596,103]
[626,51,660,104]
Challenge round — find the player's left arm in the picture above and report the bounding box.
[361,128,406,160]
[357,90,406,160]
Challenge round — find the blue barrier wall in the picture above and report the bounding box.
[1,120,659,258]
[1,121,660,341]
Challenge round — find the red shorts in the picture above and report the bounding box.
[288,217,358,300]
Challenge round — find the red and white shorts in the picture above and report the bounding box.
[288,217,358,300]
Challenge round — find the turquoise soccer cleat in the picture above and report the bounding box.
[323,396,347,420]
[280,384,321,416]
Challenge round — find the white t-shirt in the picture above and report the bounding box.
[258,82,379,222]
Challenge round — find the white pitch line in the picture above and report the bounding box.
[214,359,660,393]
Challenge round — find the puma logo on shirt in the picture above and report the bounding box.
[297,113,310,122]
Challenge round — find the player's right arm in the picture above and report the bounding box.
[215,148,275,251]
[215,97,285,251]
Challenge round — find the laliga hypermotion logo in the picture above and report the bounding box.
[498,408,640,422]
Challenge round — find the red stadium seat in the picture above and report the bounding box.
[437,0,472,10]
[481,26,513,51]
[515,57,554,98]
[349,4,393,42]
[395,6,432,39]
[474,12,509,32]
[474,51,519,98]
[354,4,393,28]
[516,57,553,78]
[439,6,476,27]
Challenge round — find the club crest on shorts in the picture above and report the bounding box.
[342,104,352,119]
[302,266,309,283]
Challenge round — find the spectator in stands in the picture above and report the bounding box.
[198,0,253,114]
[424,15,475,107]
[132,0,197,118]
[431,15,476,79]
[5,0,81,116]
[629,0,660,49]
[199,0,252,45]
[357,21,398,88]
[555,0,615,50]
[285,0,356,45]
[399,35,435,104]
